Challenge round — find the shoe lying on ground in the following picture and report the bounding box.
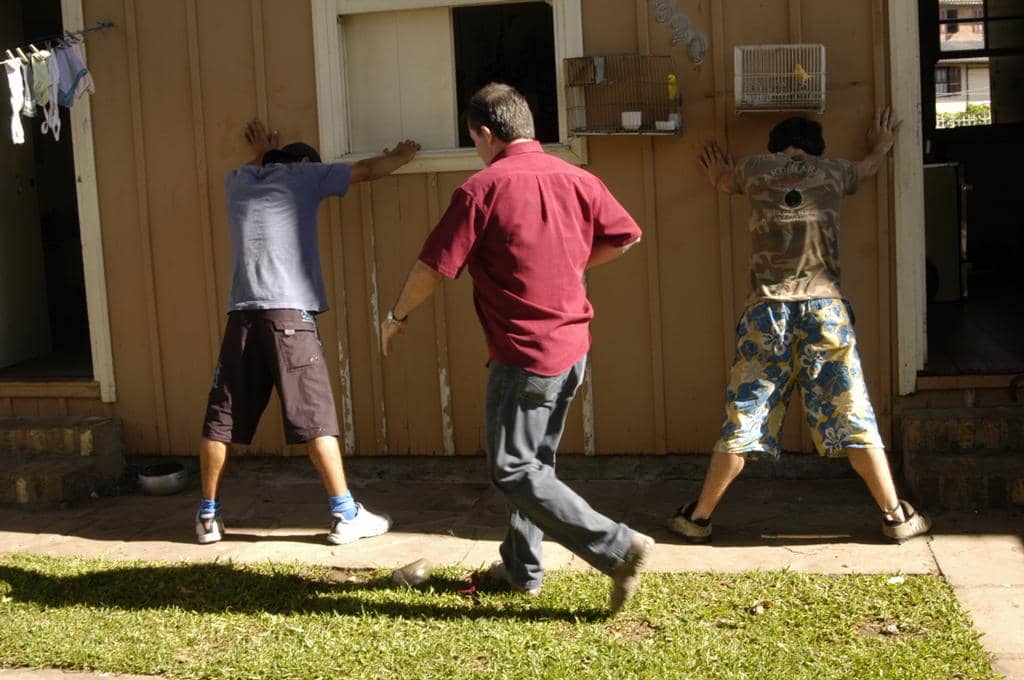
[666,501,712,543]
[484,560,542,597]
[195,513,225,545]
[609,532,655,615]
[327,503,392,545]
[881,500,932,543]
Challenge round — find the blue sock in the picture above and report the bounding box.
[199,498,221,518]
[329,492,358,520]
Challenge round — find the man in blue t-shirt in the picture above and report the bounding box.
[197,120,418,546]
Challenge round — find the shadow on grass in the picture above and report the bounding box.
[0,562,607,623]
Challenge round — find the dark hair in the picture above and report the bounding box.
[262,142,321,165]
[463,82,535,143]
[767,117,825,156]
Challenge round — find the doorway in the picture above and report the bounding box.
[0,0,91,380]
[918,0,1024,376]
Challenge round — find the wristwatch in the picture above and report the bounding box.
[386,309,409,326]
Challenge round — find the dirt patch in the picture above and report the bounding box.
[607,618,661,643]
[854,619,924,640]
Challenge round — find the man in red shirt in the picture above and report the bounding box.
[381,83,653,614]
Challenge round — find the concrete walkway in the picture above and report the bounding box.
[1,462,1022,678]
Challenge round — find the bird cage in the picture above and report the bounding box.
[564,55,683,135]
[734,44,826,113]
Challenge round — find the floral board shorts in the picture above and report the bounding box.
[714,298,884,461]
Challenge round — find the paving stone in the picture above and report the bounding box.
[930,534,1024,587]
[953,585,1024,657]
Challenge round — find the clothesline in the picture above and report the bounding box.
[4,23,104,145]
[4,20,114,62]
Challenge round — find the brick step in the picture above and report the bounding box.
[901,406,1024,454]
[0,416,123,479]
[900,406,1024,510]
[0,455,99,506]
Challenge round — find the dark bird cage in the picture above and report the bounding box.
[565,55,683,135]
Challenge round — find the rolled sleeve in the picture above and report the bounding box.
[592,183,642,248]
[418,188,486,279]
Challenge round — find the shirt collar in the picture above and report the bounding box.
[491,139,543,163]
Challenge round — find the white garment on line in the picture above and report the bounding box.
[41,53,60,141]
[4,57,25,144]
[20,61,34,117]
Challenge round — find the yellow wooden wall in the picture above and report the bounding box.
[70,0,892,456]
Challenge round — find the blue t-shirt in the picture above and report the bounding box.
[224,162,352,313]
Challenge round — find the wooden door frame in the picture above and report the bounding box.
[60,0,116,402]
[888,0,928,395]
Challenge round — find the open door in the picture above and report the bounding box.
[0,0,53,369]
[919,0,1024,377]
[0,0,96,381]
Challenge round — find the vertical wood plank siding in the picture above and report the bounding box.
[74,0,893,456]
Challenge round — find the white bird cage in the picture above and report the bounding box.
[734,44,826,113]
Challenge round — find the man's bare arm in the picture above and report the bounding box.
[699,141,736,195]
[380,259,444,357]
[587,239,641,270]
[351,141,421,183]
[855,106,899,181]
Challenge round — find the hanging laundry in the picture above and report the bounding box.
[30,50,52,105]
[41,52,61,140]
[20,60,34,117]
[69,42,94,98]
[4,57,25,144]
[55,45,90,106]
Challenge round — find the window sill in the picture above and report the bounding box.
[334,140,588,175]
[0,380,102,400]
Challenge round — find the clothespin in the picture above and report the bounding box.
[4,49,15,63]
[29,44,40,54]
[15,47,29,63]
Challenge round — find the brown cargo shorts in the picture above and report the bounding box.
[202,309,340,445]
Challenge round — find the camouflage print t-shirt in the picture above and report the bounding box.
[733,152,859,304]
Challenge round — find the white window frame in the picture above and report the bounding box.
[311,0,587,173]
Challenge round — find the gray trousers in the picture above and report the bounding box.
[485,357,634,590]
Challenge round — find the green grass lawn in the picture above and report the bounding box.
[0,552,994,679]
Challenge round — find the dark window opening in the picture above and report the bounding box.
[452,2,558,147]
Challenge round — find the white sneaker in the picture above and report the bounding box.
[327,503,391,545]
[195,513,224,545]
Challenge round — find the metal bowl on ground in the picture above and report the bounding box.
[138,462,188,496]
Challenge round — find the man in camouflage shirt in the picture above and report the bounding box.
[667,109,931,544]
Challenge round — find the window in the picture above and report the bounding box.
[312,0,586,173]
[934,0,1024,127]
[935,65,963,94]
[944,8,960,34]
[452,3,558,146]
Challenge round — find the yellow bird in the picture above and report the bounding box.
[794,63,811,83]
[667,73,679,103]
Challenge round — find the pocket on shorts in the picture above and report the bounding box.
[519,372,564,408]
[272,320,322,371]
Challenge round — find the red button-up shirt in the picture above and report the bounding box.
[418,141,641,376]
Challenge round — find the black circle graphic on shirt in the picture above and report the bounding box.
[784,189,803,208]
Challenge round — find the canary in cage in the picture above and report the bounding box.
[794,63,811,83]
[667,73,680,104]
